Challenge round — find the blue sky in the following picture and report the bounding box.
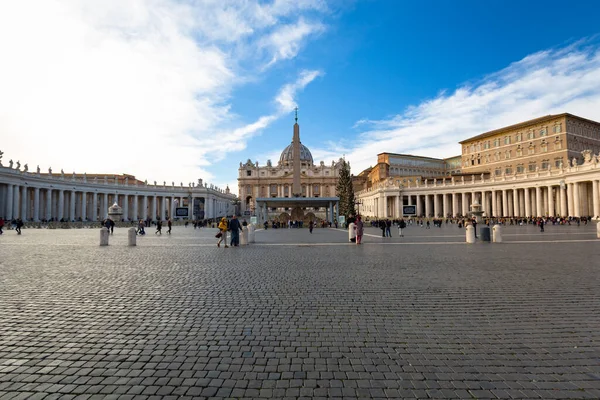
[2,0,600,192]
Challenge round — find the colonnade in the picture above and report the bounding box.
[0,177,235,222]
[358,178,600,219]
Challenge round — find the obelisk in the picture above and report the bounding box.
[292,108,302,197]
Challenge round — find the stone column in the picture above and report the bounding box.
[329,201,334,224]
[13,185,20,220]
[92,193,98,221]
[122,194,128,221]
[462,192,468,216]
[560,185,567,217]
[524,187,531,217]
[491,190,497,217]
[45,188,52,221]
[592,180,600,219]
[481,191,487,217]
[535,187,542,217]
[103,193,108,218]
[33,187,40,222]
[79,192,86,221]
[416,194,422,217]
[519,189,525,217]
[5,184,13,220]
[512,189,519,217]
[547,186,555,217]
[20,186,27,220]
[566,184,575,217]
[69,190,76,221]
[142,196,148,219]
[451,193,458,217]
[573,182,580,217]
[188,197,194,219]
[442,193,448,218]
[501,189,508,217]
[433,194,439,218]
[425,194,431,218]
[507,192,514,217]
[57,190,64,221]
[171,196,177,220]
[133,195,138,220]
[395,195,401,218]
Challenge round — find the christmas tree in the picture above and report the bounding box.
[336,160,356,219]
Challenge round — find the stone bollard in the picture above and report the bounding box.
[128,228,137,246]
[348,222,356,242]
[465,225,475,244]
[597,221,600,239]
[100,227,109,246]
[492,224,503,243]
[248,224,255,243]
[241,226,248,245]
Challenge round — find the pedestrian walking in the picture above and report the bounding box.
[228,215,243,246]
[217,217,228,248]
[155,220,162,235]
[15,218,23,234]
[385,219,392,237]
[355,215,364,245]
[309,220,314,233]
[167,219,172,234]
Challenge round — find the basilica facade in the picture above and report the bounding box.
[238,120,344,221]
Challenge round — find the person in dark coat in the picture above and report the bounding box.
[228,215,243,246]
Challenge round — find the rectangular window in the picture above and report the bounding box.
[484,142,490,149]
[246,170,252,176]
[516,133,522,142]
[516,165,524,173]
[495,169,502,176]
[528,145,535,155]
[554,124,562,133]
[494,138,500,147]
[540,128,547,137]
[505,167,512,175]
[528,131,534,140]
[554,139,562,150]
[554,158,563,168]
[541,161,549,170]
[528,163,536,172]
[504,136,511,145]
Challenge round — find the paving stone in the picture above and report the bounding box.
[0,225,598,399]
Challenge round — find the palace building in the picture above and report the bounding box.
[238,115,343,223]
[355,113,600,219]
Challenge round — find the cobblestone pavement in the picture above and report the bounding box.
[1,224,599,399]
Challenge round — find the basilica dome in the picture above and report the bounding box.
[279,143,314,166]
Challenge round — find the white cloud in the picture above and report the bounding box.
[326,41,600,176]
[0,0,329,186]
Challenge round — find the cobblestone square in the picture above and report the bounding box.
[1,224,599,399]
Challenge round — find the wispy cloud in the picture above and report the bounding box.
[325,40,600,175]
[0,0,330,186]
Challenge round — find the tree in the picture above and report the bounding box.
[336,160,356,219]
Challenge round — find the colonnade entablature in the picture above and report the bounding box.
[355,152,600,220]
[0,153,236,222]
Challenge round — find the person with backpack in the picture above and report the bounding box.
[398,219,406,237]
[217,217,228,248]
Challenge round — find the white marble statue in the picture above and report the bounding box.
[72,172,76,180]
[582,149,592,163]
[83,172,87,182]
[61,169,65,177]
[572,157,578,167]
